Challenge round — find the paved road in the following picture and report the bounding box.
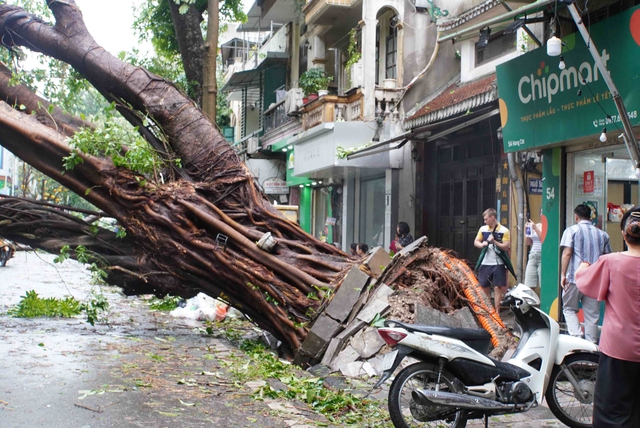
[0,252,331,428]
[0,251,575,427]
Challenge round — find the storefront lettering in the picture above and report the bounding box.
[517,49,610,104]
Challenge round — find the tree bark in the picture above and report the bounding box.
[167,0,205,107]
[202,0,218,122]
[0,1,352,355]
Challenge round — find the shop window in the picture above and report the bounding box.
[475,31,516,67]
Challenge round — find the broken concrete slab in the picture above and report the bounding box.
[366,354,386,376]
[398,235,428,256]
[307,364,331,377]
[363,246,391,278]
[245,380,267,392]
[297,314,342,360]
[320,319,367,367]
[345,285,370,325]
[322,375,350,391]
[362,361,377,377]
[330,345,360,372]
[357,283,393,323]
[340,361,364,378]
[336,319,367,340]
[350,327,385,359]
[325,266,370,323]
[320,338,342,366]
[267,378,290,392]
[415,305,479,329]
[454,306,479,328]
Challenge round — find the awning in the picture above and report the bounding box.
[220,53,289,93]
[237,0,296,32]
[347,108,500,160]
[438,0,556,43]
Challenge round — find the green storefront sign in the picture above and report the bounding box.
[496,5,640,152]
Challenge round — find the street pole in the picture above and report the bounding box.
[566,2,640,176]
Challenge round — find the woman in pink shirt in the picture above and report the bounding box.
[575,207,640,428]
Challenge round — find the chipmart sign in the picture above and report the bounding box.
[496,5,640,152]
[517,50,609,105]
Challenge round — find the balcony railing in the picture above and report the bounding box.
[263,99,295,134]
[300,90,363,130]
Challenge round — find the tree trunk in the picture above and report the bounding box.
[0,1,352,355]
[202,0,218,122]
[167,0,205,107]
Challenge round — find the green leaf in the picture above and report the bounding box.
[178,4,189,14]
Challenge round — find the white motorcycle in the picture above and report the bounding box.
[374,284,600,428]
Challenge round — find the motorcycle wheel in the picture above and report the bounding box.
[545,352,599,428]
[0,250,7,267]
[388,362,467,428]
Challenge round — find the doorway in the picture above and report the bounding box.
[436,138,498,264]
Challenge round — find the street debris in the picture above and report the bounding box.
[306,238,516,378]
[169,292,243,322]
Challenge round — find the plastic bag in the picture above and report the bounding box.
[607,203,623,222]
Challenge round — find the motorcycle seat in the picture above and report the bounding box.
[385,320,492,354]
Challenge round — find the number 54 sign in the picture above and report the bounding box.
[546,187,555,200]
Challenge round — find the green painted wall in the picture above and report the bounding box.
[299,187,312,234]
[540,147,563,317]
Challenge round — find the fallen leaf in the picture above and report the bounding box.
[178,399,195,406]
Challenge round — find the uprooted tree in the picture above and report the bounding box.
[0,1,513,359]
[0,0,354,355]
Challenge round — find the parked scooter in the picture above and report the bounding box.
[373,284,599,428]
[0,239,15,267]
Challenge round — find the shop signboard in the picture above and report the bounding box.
[263,178,289,194]
[496,5,640,152]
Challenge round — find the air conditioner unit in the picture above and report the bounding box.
[247,136,260,154]
[415,0,428,12]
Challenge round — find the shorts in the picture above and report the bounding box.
[477,264,507,288]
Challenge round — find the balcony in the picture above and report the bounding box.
[264,99,296,134]
[300,90,363,130]
[303,0,361,26]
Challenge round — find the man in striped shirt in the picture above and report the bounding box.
[560,204,611,343]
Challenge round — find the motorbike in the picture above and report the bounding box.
[373,284,600,428]
[0,239,14,267]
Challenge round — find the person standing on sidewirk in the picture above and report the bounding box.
[560,204,611,343]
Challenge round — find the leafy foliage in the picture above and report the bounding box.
[298,68,333,96]
[7,290,82,318]
[63,104,171,177]
[224,340,392,426]
[148,294,182,311]
[6,289,109,325]
[345,28,362,87]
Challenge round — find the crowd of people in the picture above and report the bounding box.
[471,203,639,427]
